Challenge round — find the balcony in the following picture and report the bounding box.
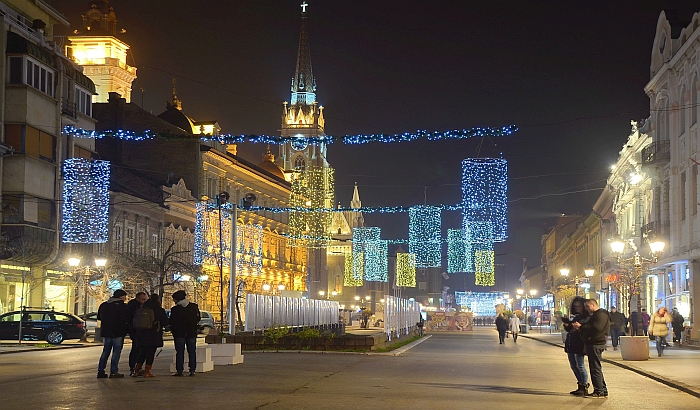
[641,220,670,238]
[61,99,77,120]
[641,140,670,166]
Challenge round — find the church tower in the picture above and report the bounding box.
[279,2,328,177]
[67,1,137,102]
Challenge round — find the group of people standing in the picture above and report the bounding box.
[96,289,201,379]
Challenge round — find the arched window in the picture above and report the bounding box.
[294,156,306,171]
[692,75,698,126]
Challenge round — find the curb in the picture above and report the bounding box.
[239,335,431,356]
[0,343,102,355]
[520,334,700,399]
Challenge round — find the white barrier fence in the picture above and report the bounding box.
[384,296,421,341]
[244,294,340,331]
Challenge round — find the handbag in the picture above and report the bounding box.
[649,334,655,341]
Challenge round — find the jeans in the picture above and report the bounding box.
[497,330,506,344]
[585,344,607,394]
[655,336,666,356]
[174,337,197,373]
[98,337,125,375]
[610,328,623,347]
[567,353,588,385]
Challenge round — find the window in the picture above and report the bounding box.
[4,124,56,162]
[114,224,123,251]
[681,171,687,221]
[137,230,145,255]
[0,313,20,322]
[75,86,92,116]
[294,156,306,171]
[680,87,687,135]
[151,233,159,258]
[126,226,135,254]
[693,165,698,216]
[7,56,55,97]
[74,145,93,159]
[692,76,698,126]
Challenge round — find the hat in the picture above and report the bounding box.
[172,290,186,301]
[672,307,678,310]
[113,289,127,298]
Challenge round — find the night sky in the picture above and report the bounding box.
[54,1,698,292]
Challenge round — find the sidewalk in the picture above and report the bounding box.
[522,330,700,397]
[0,339,102,354]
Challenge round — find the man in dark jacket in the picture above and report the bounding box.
[672,308,685,344]
[170,290,201,376]
[573,299,610,399]
[126,292,148,376]
[608,306,627,351]
[97,289,129,378]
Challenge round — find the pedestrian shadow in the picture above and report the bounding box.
[410,382,568,397]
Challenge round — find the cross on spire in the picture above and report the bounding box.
[301,2,308,14]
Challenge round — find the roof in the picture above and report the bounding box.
[256,148,286,180]
[157,103,196,134]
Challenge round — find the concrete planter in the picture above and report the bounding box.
[619,336,649,361]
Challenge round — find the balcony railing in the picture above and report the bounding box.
[641,140,670,166]
[641,220,670,237]
[61,99,77,119]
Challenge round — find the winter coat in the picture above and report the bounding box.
[495,316,508,332]
[609,311,627,331]
[126,298,143,335]
[169,300,201,339]
[672,312,685,331]
[580,308,610,346]
[563,314,587,355]
[132,299,169,348]
[509,316,520,333]
[97,297,129,338]
[649,312,672,337]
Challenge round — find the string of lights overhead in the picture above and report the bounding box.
[64,125,518,145]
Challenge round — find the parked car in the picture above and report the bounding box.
[0,309,86,344]
[165,309,215,335]
[79,312,98,335]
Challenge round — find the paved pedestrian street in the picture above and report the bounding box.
[2,327,699,409]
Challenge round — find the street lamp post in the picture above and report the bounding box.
[610,237,665,336]
[68,256,107,342]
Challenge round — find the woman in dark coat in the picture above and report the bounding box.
[132,294,168,378]
[495,314,508,344]
[562,296,590,396]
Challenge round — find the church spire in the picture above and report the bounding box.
[351,182,361,209]
[290,1,316,106]
[170,78,182,110]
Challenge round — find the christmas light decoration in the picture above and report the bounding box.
[352,228,386,282]
[447,229,471,273]
[455,291,508,316]
[462,158,508,242]
[344,251,364,287]
[409,206,441,268]
[237,223,263,276]
[61,158,110,243]
[474,248,495,286]
[288,166,334,248]
[64,124,518,145]
[396,253,417,287]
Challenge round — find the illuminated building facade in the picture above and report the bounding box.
[66,1,136,103]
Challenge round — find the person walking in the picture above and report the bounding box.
[671,307,684,345]
[509,313,520,343]
[562,296,590,396]
[608,306,627,351]
[495,313,508,344]
[132,294,168,378]
[96,289,129,379]
[170,290,201,377]
[573,299,610,399]
[649,307,672,357]
[126,292,148,376]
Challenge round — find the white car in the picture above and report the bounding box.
[79,312,98,335]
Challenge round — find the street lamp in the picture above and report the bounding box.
[68,256,107,341]
[262,283,271,292]
[319,290,326,299]
[610,237,665,336]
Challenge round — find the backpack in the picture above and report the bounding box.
[132,306,155,330]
